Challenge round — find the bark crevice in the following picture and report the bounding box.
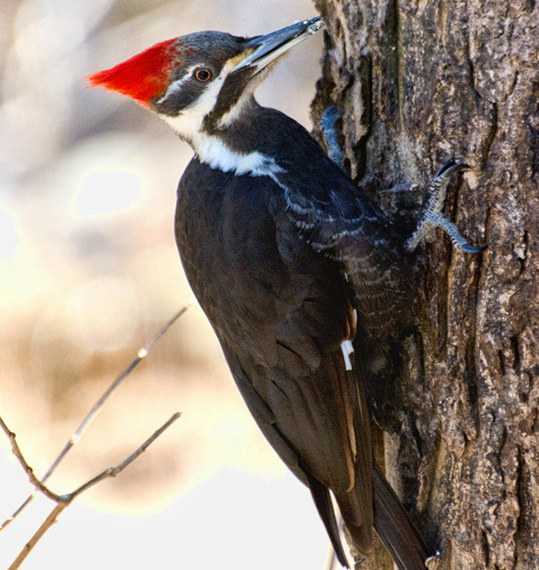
[312,1,539,568]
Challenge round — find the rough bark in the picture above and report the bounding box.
[311,1,539,569]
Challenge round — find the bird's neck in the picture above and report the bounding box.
[164,98,286,177]
[190,132,285,177]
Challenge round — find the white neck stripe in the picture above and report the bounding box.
[194,137,284,176]
[162,112,284,176]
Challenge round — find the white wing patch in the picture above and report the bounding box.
[341,340,354,371]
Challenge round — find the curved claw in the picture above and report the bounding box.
[406,162,483,254]
[320,105,340,131]
[319,106,343,167]
[461,243,487,253]
[435,161,470,178]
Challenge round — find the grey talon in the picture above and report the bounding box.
[406,162,484,253]
[320,106,343,167]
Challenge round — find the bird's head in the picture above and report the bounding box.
[87,18,324,147]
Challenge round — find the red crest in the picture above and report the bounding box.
[86,38,179,107]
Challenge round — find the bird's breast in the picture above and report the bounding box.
[174,157,352,366]
[175,158,287,359]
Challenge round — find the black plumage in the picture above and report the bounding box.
[175,103,421,567]
[175,148,372,563]
[89,18,427,569]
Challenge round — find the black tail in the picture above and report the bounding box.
[372,464,429,570]
[307,473,350,568]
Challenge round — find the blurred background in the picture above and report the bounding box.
[0,0,331,568]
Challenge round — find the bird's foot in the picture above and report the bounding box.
[320,106,344,168]
[320,109,483,254]
[405,161,485,253]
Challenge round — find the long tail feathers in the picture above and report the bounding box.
[309,464,429,570]
[372,464,429,570]
[307,473,350,568]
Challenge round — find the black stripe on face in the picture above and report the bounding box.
[202,66,254,133]
[151,68,215,117]
[149,33,247,119]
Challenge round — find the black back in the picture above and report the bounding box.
[174,105,417,565]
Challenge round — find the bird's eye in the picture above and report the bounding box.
[194,68,212,82]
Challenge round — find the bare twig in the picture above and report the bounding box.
[1,305,190,531]
[8,503,69,570]
[325,548,339,570]
[0,417,61,503]
[67,412,181,500]
[7,412,181,570]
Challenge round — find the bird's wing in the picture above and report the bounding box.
[207,181,365,495]
[176,160,374,561]
[271,151,417,345]
[226,182,375,558]
[218,330,373,562]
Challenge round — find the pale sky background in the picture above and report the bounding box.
[0,0,336,569]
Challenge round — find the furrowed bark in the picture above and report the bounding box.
[312,1,539,568]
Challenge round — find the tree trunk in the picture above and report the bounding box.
[311,1,539,569]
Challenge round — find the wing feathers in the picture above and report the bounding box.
[275,164,416,343]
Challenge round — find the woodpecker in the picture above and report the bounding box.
[88,17,429,570]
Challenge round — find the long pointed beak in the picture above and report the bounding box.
[233,17,325,75]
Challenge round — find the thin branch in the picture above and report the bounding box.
[0,305,191,531]
[67,412,181,500]
[8,502,69,570]
[0,417,61,503]
[7,413,181,570]
[43,305,191,478]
